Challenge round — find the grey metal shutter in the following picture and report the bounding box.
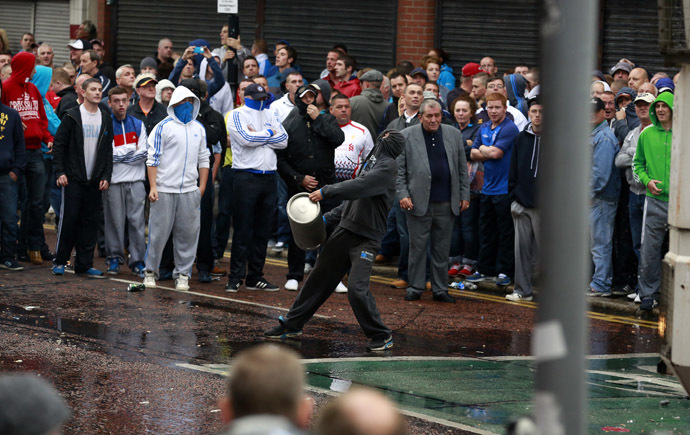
[602,0,675,75]
[0,1,34,53]
[115,0,256,70]
[439,0,540,77]
[261,0,397,82]
[34,0,70,66]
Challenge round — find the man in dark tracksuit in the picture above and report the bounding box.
[52,78,113,277]
[265,129,405,351]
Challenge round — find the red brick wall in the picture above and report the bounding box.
[396,0,436,66]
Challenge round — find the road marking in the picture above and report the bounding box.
[108,278,329,319]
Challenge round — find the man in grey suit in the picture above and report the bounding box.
[397,99,470,303]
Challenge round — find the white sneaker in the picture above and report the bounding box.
[175,274,190,291]
[505,291,533,302]
[143,271,156,289]
[634,293,641,303]
[335,282,348,293]
[272,241,285,253]
[284,279,299,291]
[627,292,637,300]
[304,263,313,274]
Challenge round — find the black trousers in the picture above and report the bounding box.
[229,171,276,284]
[55,182,101,272]
[612,173,638,288]
[284,227,391,340]
[477,193,515,277]
[196,173,215,272]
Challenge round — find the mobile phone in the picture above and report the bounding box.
[228,15,240,39]
[193,46,204,54]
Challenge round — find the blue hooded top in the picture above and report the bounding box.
[503,74,528,117]
[30,65,61,159]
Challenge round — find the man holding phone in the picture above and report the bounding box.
[212,22,251,86]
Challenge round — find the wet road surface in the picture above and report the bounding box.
[0,249,674,434]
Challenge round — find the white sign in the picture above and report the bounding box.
[218,0,238,14]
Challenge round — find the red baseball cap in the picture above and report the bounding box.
[461,62,484,78]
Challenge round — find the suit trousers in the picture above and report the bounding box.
[406,202,454,295]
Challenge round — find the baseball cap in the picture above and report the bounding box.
[461,62,484,77]
[656,77,675,94]
[67,39,92,50]
[610,61,633,76]
[245,83,268,100]
[360,69,384,82]
[135,73,158,88]
[591,97,605,112]
[410,67,428,80]
[634,92,655,105]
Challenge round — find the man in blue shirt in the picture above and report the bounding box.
[468,92,520,286]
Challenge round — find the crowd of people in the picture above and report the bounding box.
[0,21,677,343]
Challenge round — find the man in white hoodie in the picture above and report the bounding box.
[143,86,210,291]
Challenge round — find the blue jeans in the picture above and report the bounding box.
[590,198,618,292]
[0,173,19,260]
[19,149,46,251]
[628,191,645,261]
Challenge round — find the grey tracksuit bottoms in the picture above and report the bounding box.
[511,201,540,297]
[145,190,201,279]
[103,181,146,267]
[638,196,668,301]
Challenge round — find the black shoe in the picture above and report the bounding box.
[198,270,212,283]
[264,316,302,339]
[225,280,241,293]
[17,251,30,262]
[367,335,393,351]
[159,269,173,281]
[611,284,633,297]
[246,279,279,292]
[640,298,658,311]
[40,249,54,261]
[404,291,421,301]
[433,292,456,303]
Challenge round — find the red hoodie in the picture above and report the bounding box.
[1,52,53,149]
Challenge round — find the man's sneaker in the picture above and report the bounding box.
[459,264,476,277]
[495,274,511,286]
[466,272,495,283]
[106,259,120,275]
[627,291,638,300]
[284,279,299,291]
[506,292,533,302]
[247,279,279,291]
[175,274,190,291]
[640,298,658,311]
[448,263,462,276]
[0,259,24,271]
[264,316,302,339]
[367,335,393,351]
[84,268,106,279]
[335,281,348,293]
[390,279,409,289]
[611,284,632,297]
[52,264,65,275]
[131,262,145,277]
[225,280,241,293]
[586,287,611,297]
[143,271,156,288]
[210,265,226,277]
[634,293,641,303]
[271,241,286,253]
[304,263,313,274]
[198,270,212,283]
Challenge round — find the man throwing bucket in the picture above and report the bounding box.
[264,129,405,351]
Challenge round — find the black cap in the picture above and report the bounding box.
[245,83,268,100]
[591,97,605,112]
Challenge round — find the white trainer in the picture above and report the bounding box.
[175,274,190,291]
[505,291,533,302]
[284,279,299,291]
[304,263,313,274]
[335,282,348,293]
[143,271,156,289]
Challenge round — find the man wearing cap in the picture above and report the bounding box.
[409,68,428,87]
[615,92,654,302]
[225,83,288,292]
[80,50,113,95]
[350,69,388,139]
[587,97,620,297]
[127,73,167,135]
[140,57,158,76]
[155,79,176,107]
[277,81,344,292]
[397,98,470,303]
[610,60,633,81]
[332,54,361,98]
[632,91,674,311]
[67,39,91,67]
[445,63,480,107]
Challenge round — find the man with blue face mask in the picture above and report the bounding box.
[142,86,210,291]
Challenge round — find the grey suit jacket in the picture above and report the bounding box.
[396,124,470,217]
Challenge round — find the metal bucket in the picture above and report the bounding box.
[286,192,327,251]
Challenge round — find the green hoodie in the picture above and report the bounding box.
[633,92,673,202]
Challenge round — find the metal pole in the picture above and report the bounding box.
[534,0,597,433]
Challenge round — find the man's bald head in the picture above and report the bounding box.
[628,67,649,92]
[316,388,407,435]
